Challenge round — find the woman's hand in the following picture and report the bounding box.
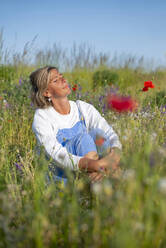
[78,147,121,179]
[88,172,105,183]
[98,148,122,178]
[78,157,101,172]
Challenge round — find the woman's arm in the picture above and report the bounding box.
[32,112,82,170]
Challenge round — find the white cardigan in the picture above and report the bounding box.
[32,100,122,170]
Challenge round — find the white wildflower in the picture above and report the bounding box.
[158,178,166,195]
[54,198,62,207]
[134,222,144,232]
[122,169,135,181]
[91,182,102,195]
[150,132,157,142]
[81,223,88,232]
[158,147,166,158]
[103,180,113,196]
[122,135,128,141]
[77,181,84,191]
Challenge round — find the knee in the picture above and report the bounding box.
[84,151,99,160]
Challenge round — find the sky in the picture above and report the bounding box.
[0,0,166,67]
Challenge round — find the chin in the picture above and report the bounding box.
[67,88,71,95]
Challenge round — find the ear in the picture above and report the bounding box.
[43,90,51,98]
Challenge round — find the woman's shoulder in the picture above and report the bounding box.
[33,107,53,123]
[34,107,50,116]
[76,100,93,109]
[75,100,97,118]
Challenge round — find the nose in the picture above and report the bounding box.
[62,76,66,83]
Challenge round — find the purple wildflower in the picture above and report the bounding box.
[102,103,106,113]
[109,86,119,95]
[84,92,89,97]
[3,100,10,109]
[160,105,166,114]
[78,85,82,91]
[19,78,22,86]
[76,93,81,99]
[14,162,24,171]
[99,95,104,103]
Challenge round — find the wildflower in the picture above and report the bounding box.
[54,198,62,207]
[19,78,22,86]
[72,84,78,91]
[150,132,157,142]
[91,182,102,195]
[142,81,155,91]
[158,178,166,194]
[133,222,145,232]
[122,135,128,141]
[122,169,135,181]
[3,99,10,109]
[142,86,149,92]
[30,102,34,108]
[14,162,24,171]
[81,223,88,232]
[99,95,104,103]
[160,105,166,114]
[103,180,113,196]
[107,94,138,113]
[102,103,106,114]
[77,181,84,191]
[144,81,155,88]
[78,85,82,91]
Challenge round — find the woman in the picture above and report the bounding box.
[30,66,122,183]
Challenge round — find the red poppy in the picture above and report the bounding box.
[142,81,155,91]
[144,81,155,88]
[107,94,138,113]
[95,137,105,146]
[142,86,149,92]
[72,84,78,91]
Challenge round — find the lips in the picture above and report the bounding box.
[63,85,69,89]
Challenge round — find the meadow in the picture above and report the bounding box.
[0,37,166,247]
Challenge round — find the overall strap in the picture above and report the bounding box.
[76,101,86,127]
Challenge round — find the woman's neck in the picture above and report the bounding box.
[51,98,70,115]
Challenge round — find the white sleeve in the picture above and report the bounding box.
[79,101,122,150]
[32,113,82,171]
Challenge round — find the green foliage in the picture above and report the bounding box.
[143,90,166,108]
[153,90,166,107]
[0,62,166,247]
[92,70,119,88]
[0,65,16,82]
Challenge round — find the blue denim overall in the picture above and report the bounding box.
[48,105,111,184]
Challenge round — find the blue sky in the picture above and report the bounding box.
[1,0,166,66]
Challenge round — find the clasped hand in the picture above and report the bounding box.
[88,148,121,183]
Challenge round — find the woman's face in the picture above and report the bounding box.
[44,69,71,99]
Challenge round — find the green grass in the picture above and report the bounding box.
[0,63,166,248]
